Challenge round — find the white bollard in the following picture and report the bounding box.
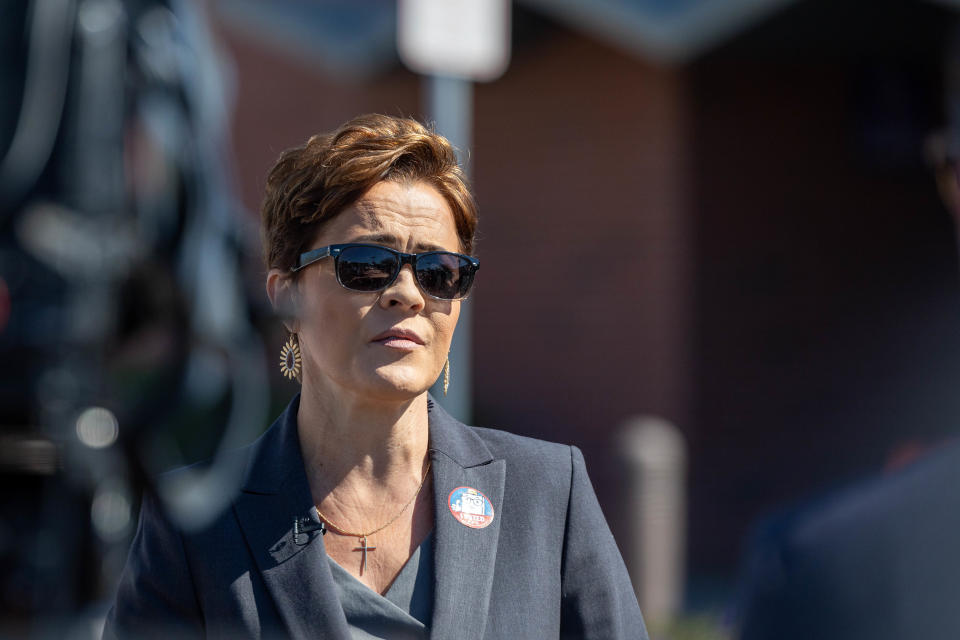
[618,415,687,626]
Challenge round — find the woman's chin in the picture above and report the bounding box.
[363,366,433,400]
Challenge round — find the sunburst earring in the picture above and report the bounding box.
[279,334,302,381]
[443,355,450,396]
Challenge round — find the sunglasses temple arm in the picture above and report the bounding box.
[290,246,334,273]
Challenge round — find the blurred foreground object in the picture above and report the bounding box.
[619,415,688,629]
[0,0,266,635]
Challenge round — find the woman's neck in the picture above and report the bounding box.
[295,381,431,507]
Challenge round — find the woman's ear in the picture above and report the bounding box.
[266,268,298,332]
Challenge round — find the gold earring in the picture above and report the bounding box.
[443,356,450,396]
[279,334,302,381]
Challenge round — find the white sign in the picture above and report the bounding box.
[397,0,511,81]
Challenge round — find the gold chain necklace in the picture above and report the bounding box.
[315,460,432,575]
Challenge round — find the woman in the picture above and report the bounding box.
[104,114,647,639]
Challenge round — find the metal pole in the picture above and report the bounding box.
[426,74,474,423]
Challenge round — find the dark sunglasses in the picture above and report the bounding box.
[291,243,479,301]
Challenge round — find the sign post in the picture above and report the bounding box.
[397,0,510,422]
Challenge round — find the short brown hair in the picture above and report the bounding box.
[261,114,478,275]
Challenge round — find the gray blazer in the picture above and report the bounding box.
[103,395,647,639]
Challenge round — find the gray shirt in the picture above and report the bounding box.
[329,533,434,639]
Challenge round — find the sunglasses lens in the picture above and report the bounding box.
[337,246,398,291]
[416,252,476,300]
[333,245,476,299]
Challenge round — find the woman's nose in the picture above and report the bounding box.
[379,264,425,310]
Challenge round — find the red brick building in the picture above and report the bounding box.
[212,0,960,588]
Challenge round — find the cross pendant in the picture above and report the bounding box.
[354,535,377,575]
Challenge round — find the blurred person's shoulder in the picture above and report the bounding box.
[737,439,960,640]
[769,438,960,548]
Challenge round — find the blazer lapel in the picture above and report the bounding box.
[233,394,350,640]
[428,398,506,640]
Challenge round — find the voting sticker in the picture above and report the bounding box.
[448,486,495,529]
